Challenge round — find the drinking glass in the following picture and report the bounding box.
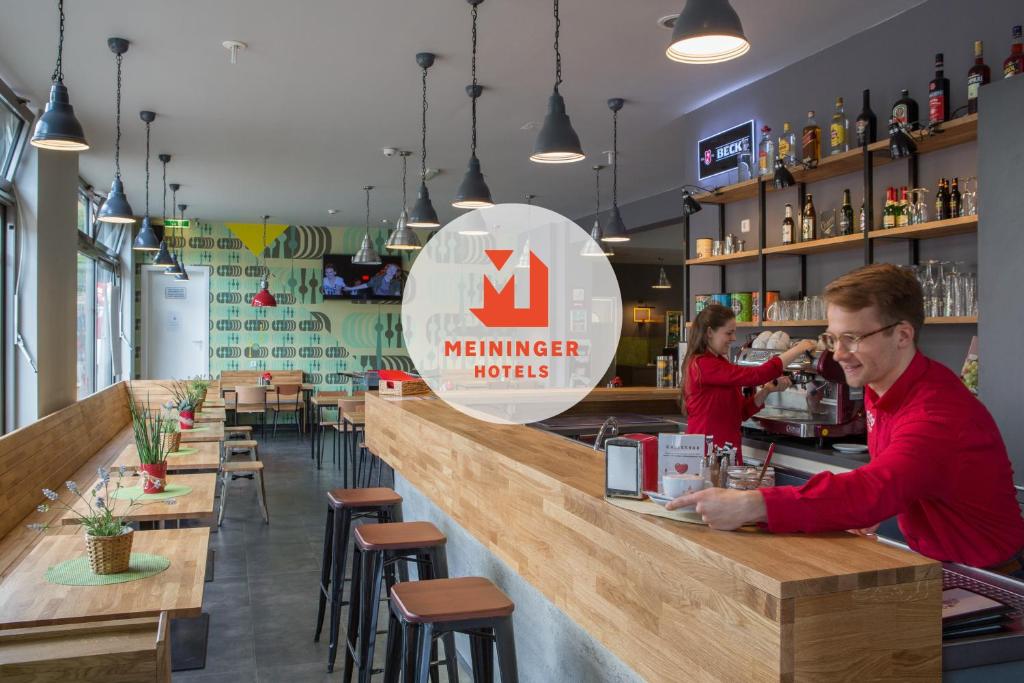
[962,177,978,217]
[910,188,929,225]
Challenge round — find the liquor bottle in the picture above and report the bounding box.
[897,187,910,227]
[1005,25,1024,78]
[882,188,896,229]
[967,41,991,114]
[801,111,821,165]
[839,189,854,235]
[829,97,849,155]
[892,89,919,130]
[855,89,877,146]
[758,125,775,177]
[859,200,867,232]
[935,178,951,220]
[778,122,796,166]
[950,177,962,217]
[928,54,951,124]
[781,204,795,245]
[801,194,816,241]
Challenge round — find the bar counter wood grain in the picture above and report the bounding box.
[365,392,941,682]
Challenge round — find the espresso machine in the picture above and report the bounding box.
[735,344,866,441]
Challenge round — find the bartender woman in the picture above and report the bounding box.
[683,303,817,461]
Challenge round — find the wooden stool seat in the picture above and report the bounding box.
[222,460,264,473]
[327,487,401,509]
[390,577,514,624]
[345,413,366,426]
[354,521,446,551]
[225,439,258,450]
[224,425,252,434]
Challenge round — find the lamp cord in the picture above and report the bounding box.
[594,166,601,214]
[470,3,478,155]
[612,108,618,206]
[171,187,177,257]
[420,66,428,180]
[114,52,123,177]
[144,121,150,215]
[161,159,167,221]
[553,0,562,91]
[401,154,407,208]
[365,186,371,234]
[51,0,65,83]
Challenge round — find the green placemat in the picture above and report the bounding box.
[111,483,193,501]
[177,424,212,433]
[45,552,171,585]
[167,447,198,457]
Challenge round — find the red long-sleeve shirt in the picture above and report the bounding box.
[762,351,1024,568]
[684,353,784,463]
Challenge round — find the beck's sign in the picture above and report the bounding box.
[697,120,754,181]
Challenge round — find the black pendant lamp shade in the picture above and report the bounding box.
[132,111,160,251]
[681,188,703,216]
[666,0,751,64]
[386,152,422,250]
[408,53,441,228]
[453,2,494,209]
[653,259,672,289]
[174,203,190,280]
[601,98,629,242]
[153,239,175,266]
[153,159,175,266]
[162,183,183,273]
[581,165,613,257]
[353,186,383,266]
[97,38,135,224]
[531,0,584,164]
[31,0,88,151]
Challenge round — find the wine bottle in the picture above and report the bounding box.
[1005,25,1024,78]
[967,41,991,114]
[950,177,962,217]
[928,53,951,124]
[782,204,794,245]
[801,194,816,241]
[897,187,910,227]
[892,89,919,130]
[883,188,896,229]
[839,190,854,235]
[855,89,877,146]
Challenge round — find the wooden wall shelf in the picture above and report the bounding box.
[762,233,864,257]
[868,113,978,164]
[869,215,978,240]
[925,315,978,325]
[683,316,978,330]
[684,249,759,266]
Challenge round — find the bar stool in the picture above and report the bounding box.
[346,522,457,683]
[314,488,403,673]
[385,577,518,683]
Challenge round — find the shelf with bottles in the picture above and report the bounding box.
[925,315,978,325]
[869,214,977,240]
[762,233,865,257]
[867,113,978,163]
[729,316,978,329]
[684,320,762,329]
[684,249,759,266]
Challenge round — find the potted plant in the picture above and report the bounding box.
[190,378,210,414]
[167,380,204,430]
[261,371,272,386]
[128,391,171,493]
[29,467,176,575]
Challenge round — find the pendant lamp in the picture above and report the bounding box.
[666,0,751,64]
[353,186,382,265]
[602,99,629,242]
[531,0,584,163]
[97,38,135,224]
[581,165,614,257]
[31,0,88,151]
[252,215,277,307]
[174,203,190,281]
[386,151,422,250]
[162,184,183,275]
[153,157,176,266]
[453,0,494,209]
[652,258,672,289]
[132,111,160,251]
[408,53,441,227]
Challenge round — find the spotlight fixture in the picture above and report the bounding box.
[453,0,494,209]
[888,119,917,160]
[666,0,751,64]
[353,186,383,265]
[408,53,441,227]
[773,157,795,189]
[386,152,422,250]
[97,38,135,224]
[31,0,88,151]
[679,184,720,216]
[251,215,277,307]
[132,111,160,251]
[531,0,584,163]
[601,99,629,242]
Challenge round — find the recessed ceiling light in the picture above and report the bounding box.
[658,14,679,29]
[423,168,441,181]
[520,121,540,131]
[328,209,339,215]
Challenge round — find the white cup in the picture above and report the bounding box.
[663,473,704,499]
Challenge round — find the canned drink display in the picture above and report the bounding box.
[731,292,753,322]
[694,294,711,313]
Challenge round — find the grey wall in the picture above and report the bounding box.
[582,0,1021,373]
[978,76,1024,481]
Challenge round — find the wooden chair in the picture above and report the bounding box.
[218,460,269,526]
[334,397,366,485]
[233,385,268,438]
[224,425,252,440]
[270,383,305,439]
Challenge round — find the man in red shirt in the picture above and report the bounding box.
[668,264,1024,571]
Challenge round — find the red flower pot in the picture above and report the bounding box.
[179,409,195,430]
[140,462,168,494]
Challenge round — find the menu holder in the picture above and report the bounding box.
[941,587,1014,639]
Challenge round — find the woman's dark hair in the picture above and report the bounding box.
[682,303,735,399]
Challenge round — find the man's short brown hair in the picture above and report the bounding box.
[823,263,924,337]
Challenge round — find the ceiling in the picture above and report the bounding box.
[1,0,924,237]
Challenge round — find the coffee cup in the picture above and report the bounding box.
[662,473,704,499]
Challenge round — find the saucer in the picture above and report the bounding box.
[644,491,696,512]
[833,443,868,454]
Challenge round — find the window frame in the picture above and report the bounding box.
[0,75,32,190]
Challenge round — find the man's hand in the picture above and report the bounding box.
[664,488,767,530]
[847,524,880,537]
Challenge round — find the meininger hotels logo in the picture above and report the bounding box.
[403,204,622,424]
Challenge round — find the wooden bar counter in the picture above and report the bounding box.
[365,392,941,682]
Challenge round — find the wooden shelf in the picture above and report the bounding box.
[762,233,865,257]
[685,249,759,266]
[684,320,762,329]
[924,316,977,325]
[684,316,978,329]
[770,320,828,327]
[869,215,978,240]
[693,178,760,205]
[868,113,978,163]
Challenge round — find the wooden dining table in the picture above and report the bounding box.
[179,421,224,444]
[58,473,217,528]
[111,442,221,473]
[0,528,209,630]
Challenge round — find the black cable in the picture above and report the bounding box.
[553,0,561,91]
[420,67,428,180]
[612,108,618,207]
[401,154,408,208]
[144,121,150,215]
[594,166,601,214]
[161,158,167,220]
[470,3,478,155]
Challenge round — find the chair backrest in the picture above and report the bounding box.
[275,383,301,399]
[235,385,268,405]
[338,398,365,417]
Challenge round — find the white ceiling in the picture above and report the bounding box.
[1,0,924,231]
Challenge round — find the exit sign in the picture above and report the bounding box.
[164,219,191,229]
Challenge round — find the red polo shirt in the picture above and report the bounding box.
[762,351,1024,568]
[685,353,784,463]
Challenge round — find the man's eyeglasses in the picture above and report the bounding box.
[819,322,901,353]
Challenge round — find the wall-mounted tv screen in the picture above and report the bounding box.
[321,254,405,301]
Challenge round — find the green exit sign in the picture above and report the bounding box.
[164,219,190,229]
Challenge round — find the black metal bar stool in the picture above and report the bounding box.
[384,577,518,683]
[345,521,458,683]
[314,488,403,673]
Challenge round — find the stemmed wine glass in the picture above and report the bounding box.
[910,188,929,225]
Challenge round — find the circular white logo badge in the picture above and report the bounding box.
[402,204,623,424]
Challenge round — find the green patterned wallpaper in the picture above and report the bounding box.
[133,222,415,389]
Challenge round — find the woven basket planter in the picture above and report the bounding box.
[85,527,134,575]
[160,430,181,454]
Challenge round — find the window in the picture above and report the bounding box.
[77,190,89,234]
[0,76,30,185]
[76,254,117,398]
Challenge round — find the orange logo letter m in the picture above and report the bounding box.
[470,249,549,327]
